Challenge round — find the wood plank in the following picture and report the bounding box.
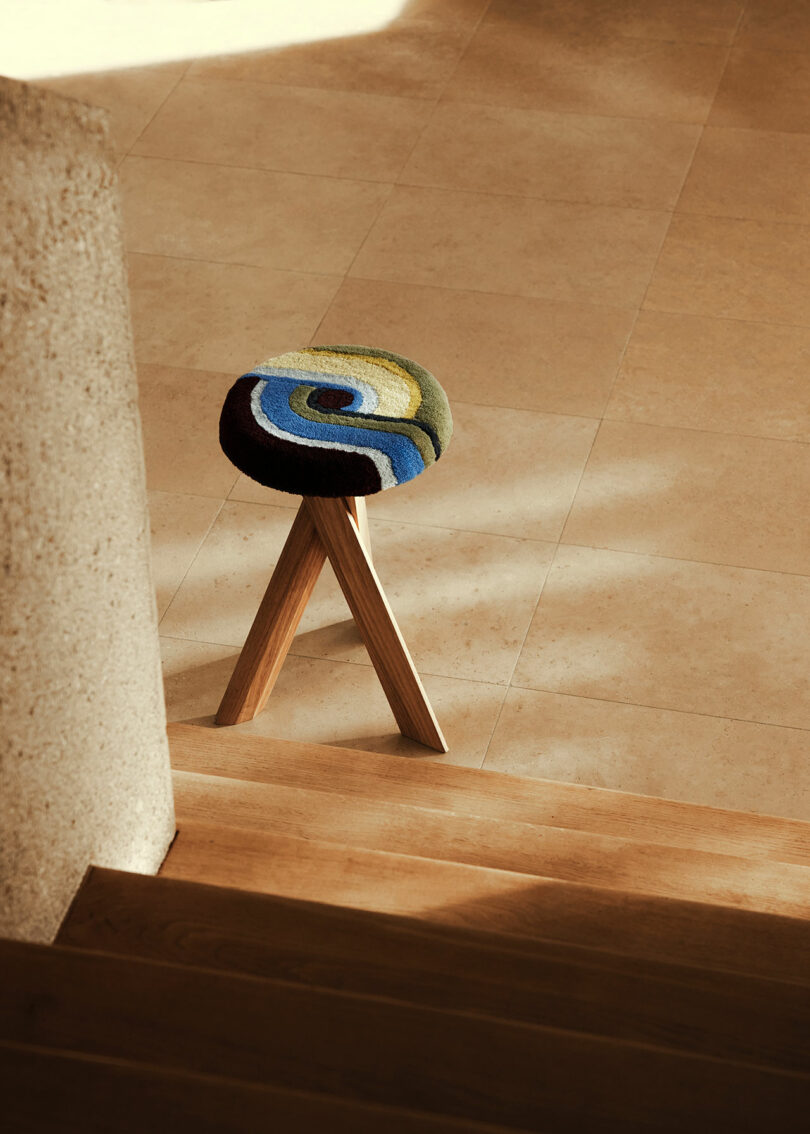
[171,769,810,918]
[0,1041,512,1134]
[167,723,810,867]
[215,503,326,725]
[2,940,809,1133]
[305,495,447,752]
[58,867,810,1075]
[159,820,810,985]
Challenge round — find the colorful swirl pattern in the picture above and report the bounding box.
[219,345,453,498]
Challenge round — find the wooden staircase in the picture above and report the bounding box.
[4,721,810,1131]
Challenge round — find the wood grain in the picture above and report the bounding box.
[306,495,447,752]
[3,940,809,1132]
[347,495,371,556]
[159,820,810,985]
[0,1040,509,1134]
[58,867,810,1075]
[167,724,810,868]
[169,769,810,918]
[215,504,325,725]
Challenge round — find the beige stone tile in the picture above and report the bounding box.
[484,0,743,45]
[402,102,700,209]
[158,503,295,646]
[606,311,810,442]
[138,363,238,498]
[513,544,810,730]
[351,186,670,309]
[120,156,389,274]
[444,24,728,122]
[562,420,810,575]
[298,518,556,686]
[736,0,810,53]
[148,490,221,619]
[128,253,341,373]
[160,501,555,685]
[314,279,635,417]
[36,62,185,152]
[677,127,810,224]
[366,402,599,542]
[228,477,300,508]
[644,214,810,326]
[710,48,810,134]
[400,0,492,24]
[188,19,469,99]
[485,687,810,820]
[133,77,431,182]
[161,638,507,768]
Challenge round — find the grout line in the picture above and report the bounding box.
[666,40,734,221]
[480,543,559,770]
[177,70,436,105]
[556,539,810,581]
[597,412,810,448]
[124,149,402,190]
[127,248,344,277]
[148,484,238,505]
[124,68,188,160]
[467,9,748,51]
[505,680,810,736]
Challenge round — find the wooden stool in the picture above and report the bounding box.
[215,345,453,752]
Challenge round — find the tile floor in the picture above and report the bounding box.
[42,0,810,818]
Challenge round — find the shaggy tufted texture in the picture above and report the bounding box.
[219,344,453,497]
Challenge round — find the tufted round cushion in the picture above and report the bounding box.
[219,344,453,498]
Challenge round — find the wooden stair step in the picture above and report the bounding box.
[160,820,810,985]
[58,866,810,1075]
[172,768,810,918]
[2,939,808,1132]
[167,723,810,868]
[0,1041,514,1134]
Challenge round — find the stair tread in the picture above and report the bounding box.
[159,819,810,985]
[0,1040,516,1134]
[2,938,809,1133]
[167,723,810,867]
[57,866,810,1075]
[172,767,810,918]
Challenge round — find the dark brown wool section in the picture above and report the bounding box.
[219,377,382,497]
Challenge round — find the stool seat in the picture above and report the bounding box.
[219,344,452,498]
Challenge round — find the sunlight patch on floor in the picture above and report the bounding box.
[0,0,406,79]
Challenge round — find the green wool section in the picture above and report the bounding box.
[289,385,439,467]
[308,344,453,454]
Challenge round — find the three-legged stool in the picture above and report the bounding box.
[215,345,453,752]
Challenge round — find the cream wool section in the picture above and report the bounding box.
[277,349,423,418]
[252,365,382,414]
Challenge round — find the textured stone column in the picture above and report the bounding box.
[0,78,175,942]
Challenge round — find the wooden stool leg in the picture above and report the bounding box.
[306,496,448,753]
[347,496,371,557]
[215,502,326,725]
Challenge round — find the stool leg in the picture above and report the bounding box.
[306,495,448,753]
[347,495,371,557]
[215,502,326,725]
